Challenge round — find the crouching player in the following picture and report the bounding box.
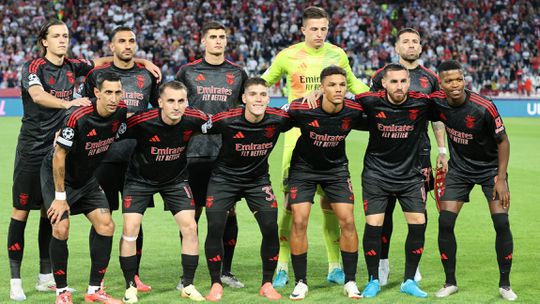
[286,66,363,300]
[41,72,127,304]
[203,77,291,301]
[118,81,208,303]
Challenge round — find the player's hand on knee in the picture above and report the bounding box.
[48,199,69,224]
[493,178,510,209]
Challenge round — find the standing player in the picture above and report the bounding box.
[262,6,369,287]
[370,28,447,285]
[41,72,127,304]
[8,19,157,301]
[430,60,516,301]
[175,21,248,290]
[81,26,159,292]
[203,78,290,301]
[119,81,207,303]
[286,66,363,300]
[357,64,436,298]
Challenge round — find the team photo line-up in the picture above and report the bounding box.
[8,5,516,304]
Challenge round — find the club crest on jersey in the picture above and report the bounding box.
[226,73,235,85]
[19,193,29,206]
[264,126,276,138]
[123,196,132,209]
[183,130,193,141]
[66,71,75,84]
[112,120,120,133]
[136,75,145,89]
[289,187,298,200]
[206,196,214,208]
[341,118,351,131]
[419,76,429,89]
[465,115,476,129]
[49,75,55,85]
[408,109,420,121]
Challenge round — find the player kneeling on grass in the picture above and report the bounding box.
[203,77,291,301]
[430,60,517,301]
[41,72,127,304]
[285,66,363,300]
[118,81,208,303]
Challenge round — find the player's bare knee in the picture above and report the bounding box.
[94,218,115,236]
[11,208,29,221]
[292,217,308,232]
[52,220,70,240]
[339,217,356,233]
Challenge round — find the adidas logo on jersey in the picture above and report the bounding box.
[233,131,245,139]
[308,120,320,127]
[86,129,97,137]
[196,73,205,81]
[149,135,160,142]
[375,111,387,119]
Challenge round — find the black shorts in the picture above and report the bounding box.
[41,177,109,221]
[95,162,155,211]
[288,167,354,205]
[205,174,278,213]
[362,177,426,215]
[187,157,215,208]
[439,169,505,203]
[13,153,43,210]
[123,180,195,215]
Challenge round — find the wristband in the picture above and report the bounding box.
[438,147,447,154]
[55,191,67,200]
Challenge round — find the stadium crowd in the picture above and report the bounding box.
[0,0,539,96]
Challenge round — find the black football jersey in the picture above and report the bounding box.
[357,91,437,183]
[287,98,364,171]
[430,90,506,177]
[122,108,208,185]
[50,100,128,188]
[203,107,291,180]
[176,58,248,158]
[81,62,159,163]
[371,64,440,162]
[18,57,94,166]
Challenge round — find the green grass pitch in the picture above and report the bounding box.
[0,117,538,303]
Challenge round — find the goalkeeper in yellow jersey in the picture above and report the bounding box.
[261,6,369,287]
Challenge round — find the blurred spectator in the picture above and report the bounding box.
[1,0,538,96]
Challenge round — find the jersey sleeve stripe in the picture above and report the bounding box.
[469,95,498,118]
[83,63,112,80]
[184,108,208,120]
[429,90,446,98]
[127,111,158,128]
[266,108,289,117]
[419,65,441,81]
[225,59,243,68]
[212,109,242,122]
[179,58,203,69]
[67,107,94,128]
[355,91,383,99]
[409,91,429,98]
[372,66,385,78]
[345,100,363,110]
[29,58,46,74]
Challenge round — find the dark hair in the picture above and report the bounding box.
[37,19,67,56]
[202,21,226,37]
[302,6,329,24]
[110,26,134,41]
[320,65,346,82]
[159,80,188,95]
[244,77,268,90]
[438,60,464,74]
[396,28,421,42]
[381,63,408,78]
[96,72,122,90]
